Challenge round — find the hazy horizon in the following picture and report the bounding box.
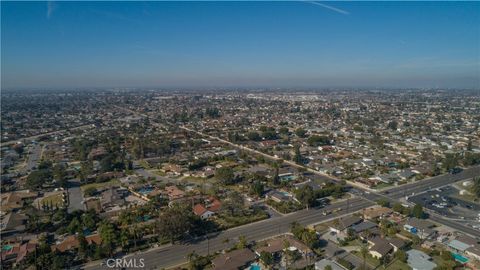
[2,1,479,90]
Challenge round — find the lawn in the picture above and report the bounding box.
[352,251,381,268]
[216,210,269,229]
[314,223,329,233]
[139,160,152,169]
[385,259,411,270]
[80,179,120,192]
[351,251,411,270]
[373,182,393,190]
[40,192,65,206]
[151,170,167,176]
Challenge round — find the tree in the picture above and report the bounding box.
[82,210,97,230]
[387,120,398,130]
[324,265,333,270]
[376,198,390,208]
[392,202,405,214]
[293,145,303,164]
[26,169,53,190]
[295,128,307,138]
[205,107,220,118]
[99,221,117,256]
[272,167,280,186]
[278,127,289,135]
[247,131,261,141]
[120,230,130,250]
[78,232,88,259]
[67,217,81,234]
[394,250,407,263]
[79,160,93,181]
[411,203,424,218]
[360,244,368,270]
[157,204,192,243]
[295,185,315,208]
[307,135,331,147]
[237,235,247,249]
[443,153,459,171]
[187,251,211,270]
[472,177,480,198]
[215,167,235,185]
[53,163,67,187]
[251,181,264,197]
[260,251,274,266]
[100,154,114,172]
[223,191,244,216]
[84,186,97,197]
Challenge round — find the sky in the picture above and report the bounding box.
[1,1,479,89]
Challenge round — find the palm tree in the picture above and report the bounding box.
[360,244,369,270]
[120,230,129,251]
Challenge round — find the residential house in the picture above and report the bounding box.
[255,238,284,256]
[193,204,214,219]
[407,249,437,270]
[193,197,221,219]
[389,238,407,252]
[362,206,392,220]
[368,237,393,259]
[51,234,102,253]
[329,216,362,234]
[84,197,102,213]
[165,186,185,201]
[211,248,256,270]
[1,191,37,212]
[403,217,436,239]
[101,187,126,210]
[1,242,36,266]
[465,247,480,261]
[0,213,28,237]
[350,220,377,234]
[266,190,293,203]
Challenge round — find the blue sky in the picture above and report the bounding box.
[1,1,479,89]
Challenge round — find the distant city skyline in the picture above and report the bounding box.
[1,1,479,89]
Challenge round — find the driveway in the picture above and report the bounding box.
[67,179,85,213]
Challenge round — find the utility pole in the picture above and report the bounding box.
[347,197,350,213]
[207,234,210,256]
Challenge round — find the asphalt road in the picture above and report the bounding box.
[363,166,480,238]
[22,143,42,174]
[0,124,94,147]
[85,198,372,270]
[68,179,86,213]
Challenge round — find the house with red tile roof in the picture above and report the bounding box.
[165,186,185,201]
[193,197,222,219]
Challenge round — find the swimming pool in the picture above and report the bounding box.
[452,253,469,263]
[138,187,153,195]
[249,263,261,270]
[280,175,296,181]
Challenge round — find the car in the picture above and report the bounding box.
[449,167,463,174]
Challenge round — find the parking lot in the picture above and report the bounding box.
[408,185,480,228]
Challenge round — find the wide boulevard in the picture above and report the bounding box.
[85,165,480,270]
